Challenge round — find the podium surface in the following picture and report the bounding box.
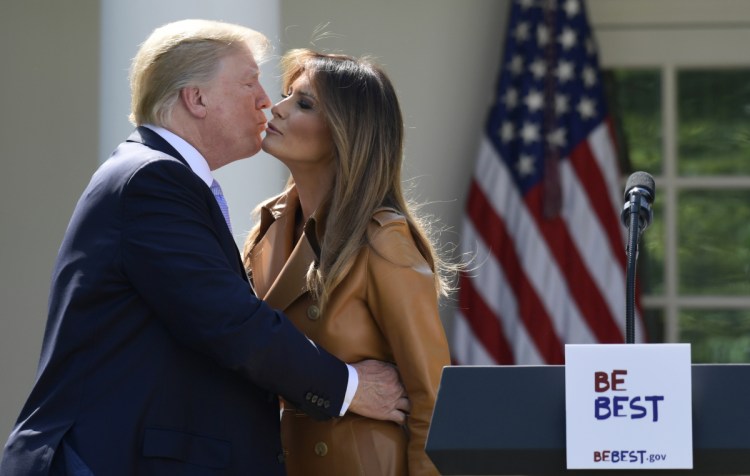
[425,364,750,475]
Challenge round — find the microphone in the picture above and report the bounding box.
[620,171,655,344]
[620,171,655,232]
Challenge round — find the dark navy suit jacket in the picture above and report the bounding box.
[1,127,348,475]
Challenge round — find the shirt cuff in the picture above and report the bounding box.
[339,364,359,416]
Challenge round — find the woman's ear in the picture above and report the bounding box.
[179,86,208,119]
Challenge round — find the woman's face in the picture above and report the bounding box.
[262,72,334,171]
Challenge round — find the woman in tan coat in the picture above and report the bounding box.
[243,49,452,476]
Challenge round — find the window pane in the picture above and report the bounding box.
[678,190,750,295]
[642,307,665,344]
[680,309,750,363]
[605,69,662,174]
[678,68,750,175]
[640,195,664,295]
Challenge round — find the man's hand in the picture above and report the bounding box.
[348,360,410,424]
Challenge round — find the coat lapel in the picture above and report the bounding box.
[249,188,320,310]
[263,236,317,311]
[249,204,296,299]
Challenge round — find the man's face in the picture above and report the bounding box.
[200,45,271,169]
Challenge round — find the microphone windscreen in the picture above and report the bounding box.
[623,171,655,201]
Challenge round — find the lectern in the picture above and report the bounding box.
[425,364,750,475]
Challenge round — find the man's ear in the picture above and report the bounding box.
[180,87,208,119]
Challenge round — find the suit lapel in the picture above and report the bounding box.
[128,127,250,284]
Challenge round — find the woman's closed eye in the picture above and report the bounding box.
[280,91,314,110]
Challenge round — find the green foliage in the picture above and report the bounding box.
[680,310,750,363]
[678,69,750,175]
[610,69,662,174]
[679,190,750,295]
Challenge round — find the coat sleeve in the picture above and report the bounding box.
[120,158,348,420]
[365,216,450,476]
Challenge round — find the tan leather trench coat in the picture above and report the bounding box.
[245,187,450,476]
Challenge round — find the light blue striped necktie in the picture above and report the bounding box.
[210,179,232,233]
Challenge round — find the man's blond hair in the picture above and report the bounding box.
[129,19,270,126]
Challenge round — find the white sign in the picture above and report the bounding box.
[565,344,692,469]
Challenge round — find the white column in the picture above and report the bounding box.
[100,0,287,245]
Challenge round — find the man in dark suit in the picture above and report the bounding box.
[0,19,409,475]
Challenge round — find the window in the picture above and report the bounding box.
[591,0,750,362]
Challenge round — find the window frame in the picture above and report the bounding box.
[590,0,750,343]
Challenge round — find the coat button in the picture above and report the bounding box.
[307,305,321,320]
[314,441,328,457]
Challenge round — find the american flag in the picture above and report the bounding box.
[451,0,645,365]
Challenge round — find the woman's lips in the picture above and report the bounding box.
[266,123,282,135]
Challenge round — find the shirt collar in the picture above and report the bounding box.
[143,124,213,187]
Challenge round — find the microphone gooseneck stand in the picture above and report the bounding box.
[621,171,655,345]
[624,192,642,345]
